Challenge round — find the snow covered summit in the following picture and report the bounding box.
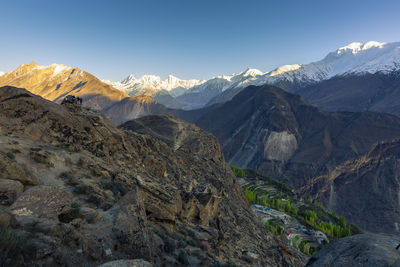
[104,41,400,109]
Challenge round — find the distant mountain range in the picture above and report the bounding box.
[0,62,168,124]
[2,40,400,121]
[104,41,400,111]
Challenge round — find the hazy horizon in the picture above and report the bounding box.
[1,0,400,81]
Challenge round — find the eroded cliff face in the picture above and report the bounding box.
[0,86,306,266]
[299,139,400,234]
[263,131,298,161]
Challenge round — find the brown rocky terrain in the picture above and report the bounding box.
[0,63,172,125]
[299,138,400,234]
[0,85,306,266]
[0,62,128,110]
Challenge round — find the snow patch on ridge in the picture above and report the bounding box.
[103,74,206,97]
[269,64,302,77]
[51,64,72,76]
[32,63,73,76]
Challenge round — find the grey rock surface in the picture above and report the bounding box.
[10,185,72,220]
[307,233,400,267]
[98,259,153,267]
[0,178,23,205]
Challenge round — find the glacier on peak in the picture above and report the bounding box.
[268,64,302,77]
[253,41,400,85]
[241,68,263,77]
[337,41,386,55]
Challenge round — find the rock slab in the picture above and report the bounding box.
[0,178,23,205]
[307,233,400,267]
[10,185,72,220]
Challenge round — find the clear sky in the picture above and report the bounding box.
[0,0,399,81]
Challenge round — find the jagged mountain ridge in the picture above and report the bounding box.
[103,41,400,109]
[104,68,264,109]
[0,62,171,125]
[0,62,128,110]
[208,41,400,106]
[103,74,205,98]
[0,85,306,266]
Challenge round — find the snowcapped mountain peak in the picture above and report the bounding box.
[103,40,400,110]
[241,68,263,77]
[337,41,386,55]
[0,71,4,77]
[139,75,162,84]
[362,41,386,50]
[122,74,136,83]
[337,42,363,54]
[104,73,205,97]
[167,74,178,80]
[247,41,400,90]
[268,64,302,77]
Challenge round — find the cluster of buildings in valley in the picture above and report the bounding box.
[251,204,328,249]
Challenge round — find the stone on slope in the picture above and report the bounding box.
[0,179,23,205]
[10,185,72,220]
[0,152,40,186]
[98,259,153,267]
[111,188,154,260]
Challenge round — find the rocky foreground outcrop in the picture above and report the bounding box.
[307,233,400,266]
[0,86,306,266]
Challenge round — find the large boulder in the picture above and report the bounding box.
[98,259,153,267]
[307,233,400,266]
[10,185,72,220]
[0,179,23,205]
[111,188,154,260]
[0,153,40,185]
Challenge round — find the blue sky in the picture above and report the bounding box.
[0,0,399,80]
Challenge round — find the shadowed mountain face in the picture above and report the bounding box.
[297,71,400,116]
[307,233,400,266]
[299,138,400,234]
[193,85,400,189]
[102,95,171,125]
[0,85,306,266]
